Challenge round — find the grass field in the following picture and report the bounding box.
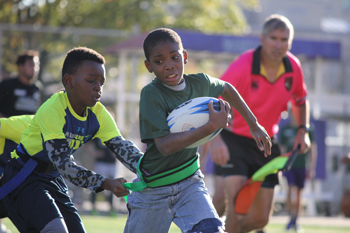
[2,214,350,233]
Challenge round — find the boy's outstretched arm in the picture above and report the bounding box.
[100,177,130,197]
[104,136,143,174]
[45,139,129,196]
[221,82,272,157]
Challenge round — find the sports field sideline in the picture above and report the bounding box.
[3,173,349,232]
[3,214,350,232]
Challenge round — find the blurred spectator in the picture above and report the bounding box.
[0,67,10,81]
[341,152,350,217]
[279,114,316,232]
[0,50,42,118]
[341,153,350,164]
[0,50,42,232]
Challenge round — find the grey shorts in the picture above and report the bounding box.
[124,170,224,233]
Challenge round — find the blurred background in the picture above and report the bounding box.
[1,0,350,221]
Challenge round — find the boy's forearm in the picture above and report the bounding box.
[154,124,216,156]
[221,83,257,128]
[46,139,106,192]
[101,178,114,192]
[104,136,143,174]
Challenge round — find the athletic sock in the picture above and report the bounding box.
[286,216,296,230]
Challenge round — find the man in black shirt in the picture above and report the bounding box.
[0,50,42,117]
[0,50,41,232]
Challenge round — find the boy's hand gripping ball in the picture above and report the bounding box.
[167,97,223,148]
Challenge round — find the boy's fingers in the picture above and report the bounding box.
[219,99,226,111]
[207,100,214,111]
[224,101,231,112]
[119,178,127,183]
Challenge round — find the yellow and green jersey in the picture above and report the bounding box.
[0,115,34,167]
[14,91,119,162]
[11,91,142,191]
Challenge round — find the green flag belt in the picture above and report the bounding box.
[122,155,199,192]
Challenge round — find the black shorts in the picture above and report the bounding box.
[3,159,85,232]
[0,168,9,219]
[218,130,281,188]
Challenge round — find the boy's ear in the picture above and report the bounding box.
[183,50,188,64]
[144,60,153,73]
[63,74,73,88]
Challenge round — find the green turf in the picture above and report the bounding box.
[2,215,182,233]
[2,215,350,232]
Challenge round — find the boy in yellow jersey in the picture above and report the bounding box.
[1,47,142,232]
[0,115,33,233]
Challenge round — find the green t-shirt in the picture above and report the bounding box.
[139,73,225,174]
[279,124,314,169]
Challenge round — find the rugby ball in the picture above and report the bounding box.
[167,97,223,148]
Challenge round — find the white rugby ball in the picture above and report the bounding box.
[167,97,223,148]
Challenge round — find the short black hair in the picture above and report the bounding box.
[143,28,183,61]
[62,47,105,80]
[16,50,39,66]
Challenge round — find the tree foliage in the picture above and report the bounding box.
[0,0,259,85]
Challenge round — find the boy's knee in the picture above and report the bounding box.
[187,218,225,233]
[248,215,269,230]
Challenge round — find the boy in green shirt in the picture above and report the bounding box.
[124,28,272,233]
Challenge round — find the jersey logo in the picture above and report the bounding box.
[251,78,259,90]
[65,132,91,150]
[77,127,85,133]
[284,77,293,91]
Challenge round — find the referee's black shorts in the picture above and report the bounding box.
[215,129,281,188]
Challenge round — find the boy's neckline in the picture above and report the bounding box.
[64,92,89,120]
[162,79,186,91]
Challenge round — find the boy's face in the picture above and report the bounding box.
[144,40,187,86]
[65,60,105,115]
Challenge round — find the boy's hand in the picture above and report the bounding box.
[207,99,231,132]
[250,123,272,157]
[102,178,130,197]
